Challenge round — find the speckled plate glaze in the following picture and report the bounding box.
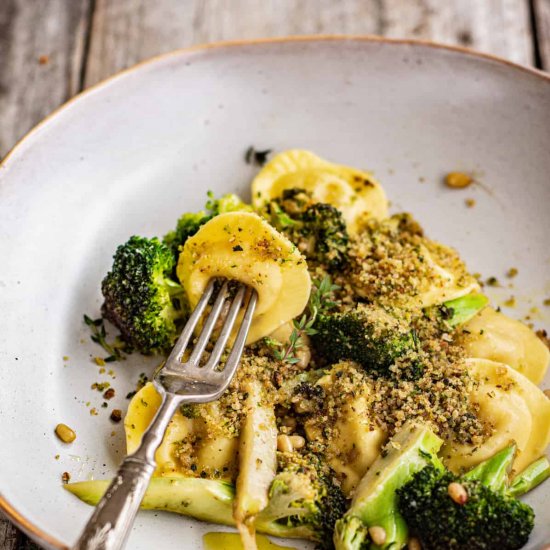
[0,37,549,550]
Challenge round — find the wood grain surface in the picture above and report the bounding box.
[0,0,92,157]
[1,0,549,548]
[84,0,536,86]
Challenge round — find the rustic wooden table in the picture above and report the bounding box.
[1,0,549,548]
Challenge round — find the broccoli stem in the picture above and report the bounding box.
[462,443,516,491]
[234,380,278,546]
[164,277,185,296]
[334,422,444,550]
[334,517,369,550]
[65,477,318,541]
[65,477,236,526]
[508,456,550,497]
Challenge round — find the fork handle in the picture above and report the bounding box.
[73,392,181,550]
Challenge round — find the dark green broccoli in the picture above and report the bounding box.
[311,305,419,378]
[276,187,314,215]
[256,452,347,550]
[163,192,251,259]
[301,203,349,269]
[267,188,350,269]
[163,211,207,259]
[101,236,187,354]
[397,444,536,550]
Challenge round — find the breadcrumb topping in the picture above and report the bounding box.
[295,309,487,452]
[170,211,498,486]
[347,214,474,307]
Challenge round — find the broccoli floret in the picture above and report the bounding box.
[277,187,314,215]
[163,192,251,258]
[312,305,419,378]
[301,203,349,269]
[257,452,347,550]
[397,444,536,550]
[267,188,350,269]
[101,236,187,354]
[163,211,208,259]
[334,422,444,550]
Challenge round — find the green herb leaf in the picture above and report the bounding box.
[266,275,339,365]
[83,314,127,361]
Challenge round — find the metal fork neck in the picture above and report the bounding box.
[130,392,180,463]
[73,280,257,550]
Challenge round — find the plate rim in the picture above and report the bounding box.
[2,34,549,172]
[1,33,549,549]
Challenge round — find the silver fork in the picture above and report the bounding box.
[74,279,257,550]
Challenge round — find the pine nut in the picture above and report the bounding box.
[55,423,76,443]
[282,416,297,429]
[408,537,422,550]
[543,389,550,399]
[295,346,311,369]
[289,435,305,450]
[445,172,473,189]
[368,526,387,546]
[448,481,468,504]
[277,434,293,453]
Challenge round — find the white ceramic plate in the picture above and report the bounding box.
[1,37,549,550]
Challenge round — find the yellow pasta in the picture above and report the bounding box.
[348,215,480,309]
[125,383,196,477]
[443,358,550,475]
[125,383,239,479]
[177,211,311,344]
[251,150,388,233]
[323,397,386,495]
[304,366,387,495]
[459,307,549,384]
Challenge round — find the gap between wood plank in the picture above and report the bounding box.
[532,0,550,69]
[528,0,543,68]
[78,0,97,91]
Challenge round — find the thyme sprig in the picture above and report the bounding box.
[83,315,127,362]
[307,274,340,320]
[266,275,340,365]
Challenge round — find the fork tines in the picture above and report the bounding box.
[159,279,256,391]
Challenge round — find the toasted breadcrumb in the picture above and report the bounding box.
[347,214,474,308]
